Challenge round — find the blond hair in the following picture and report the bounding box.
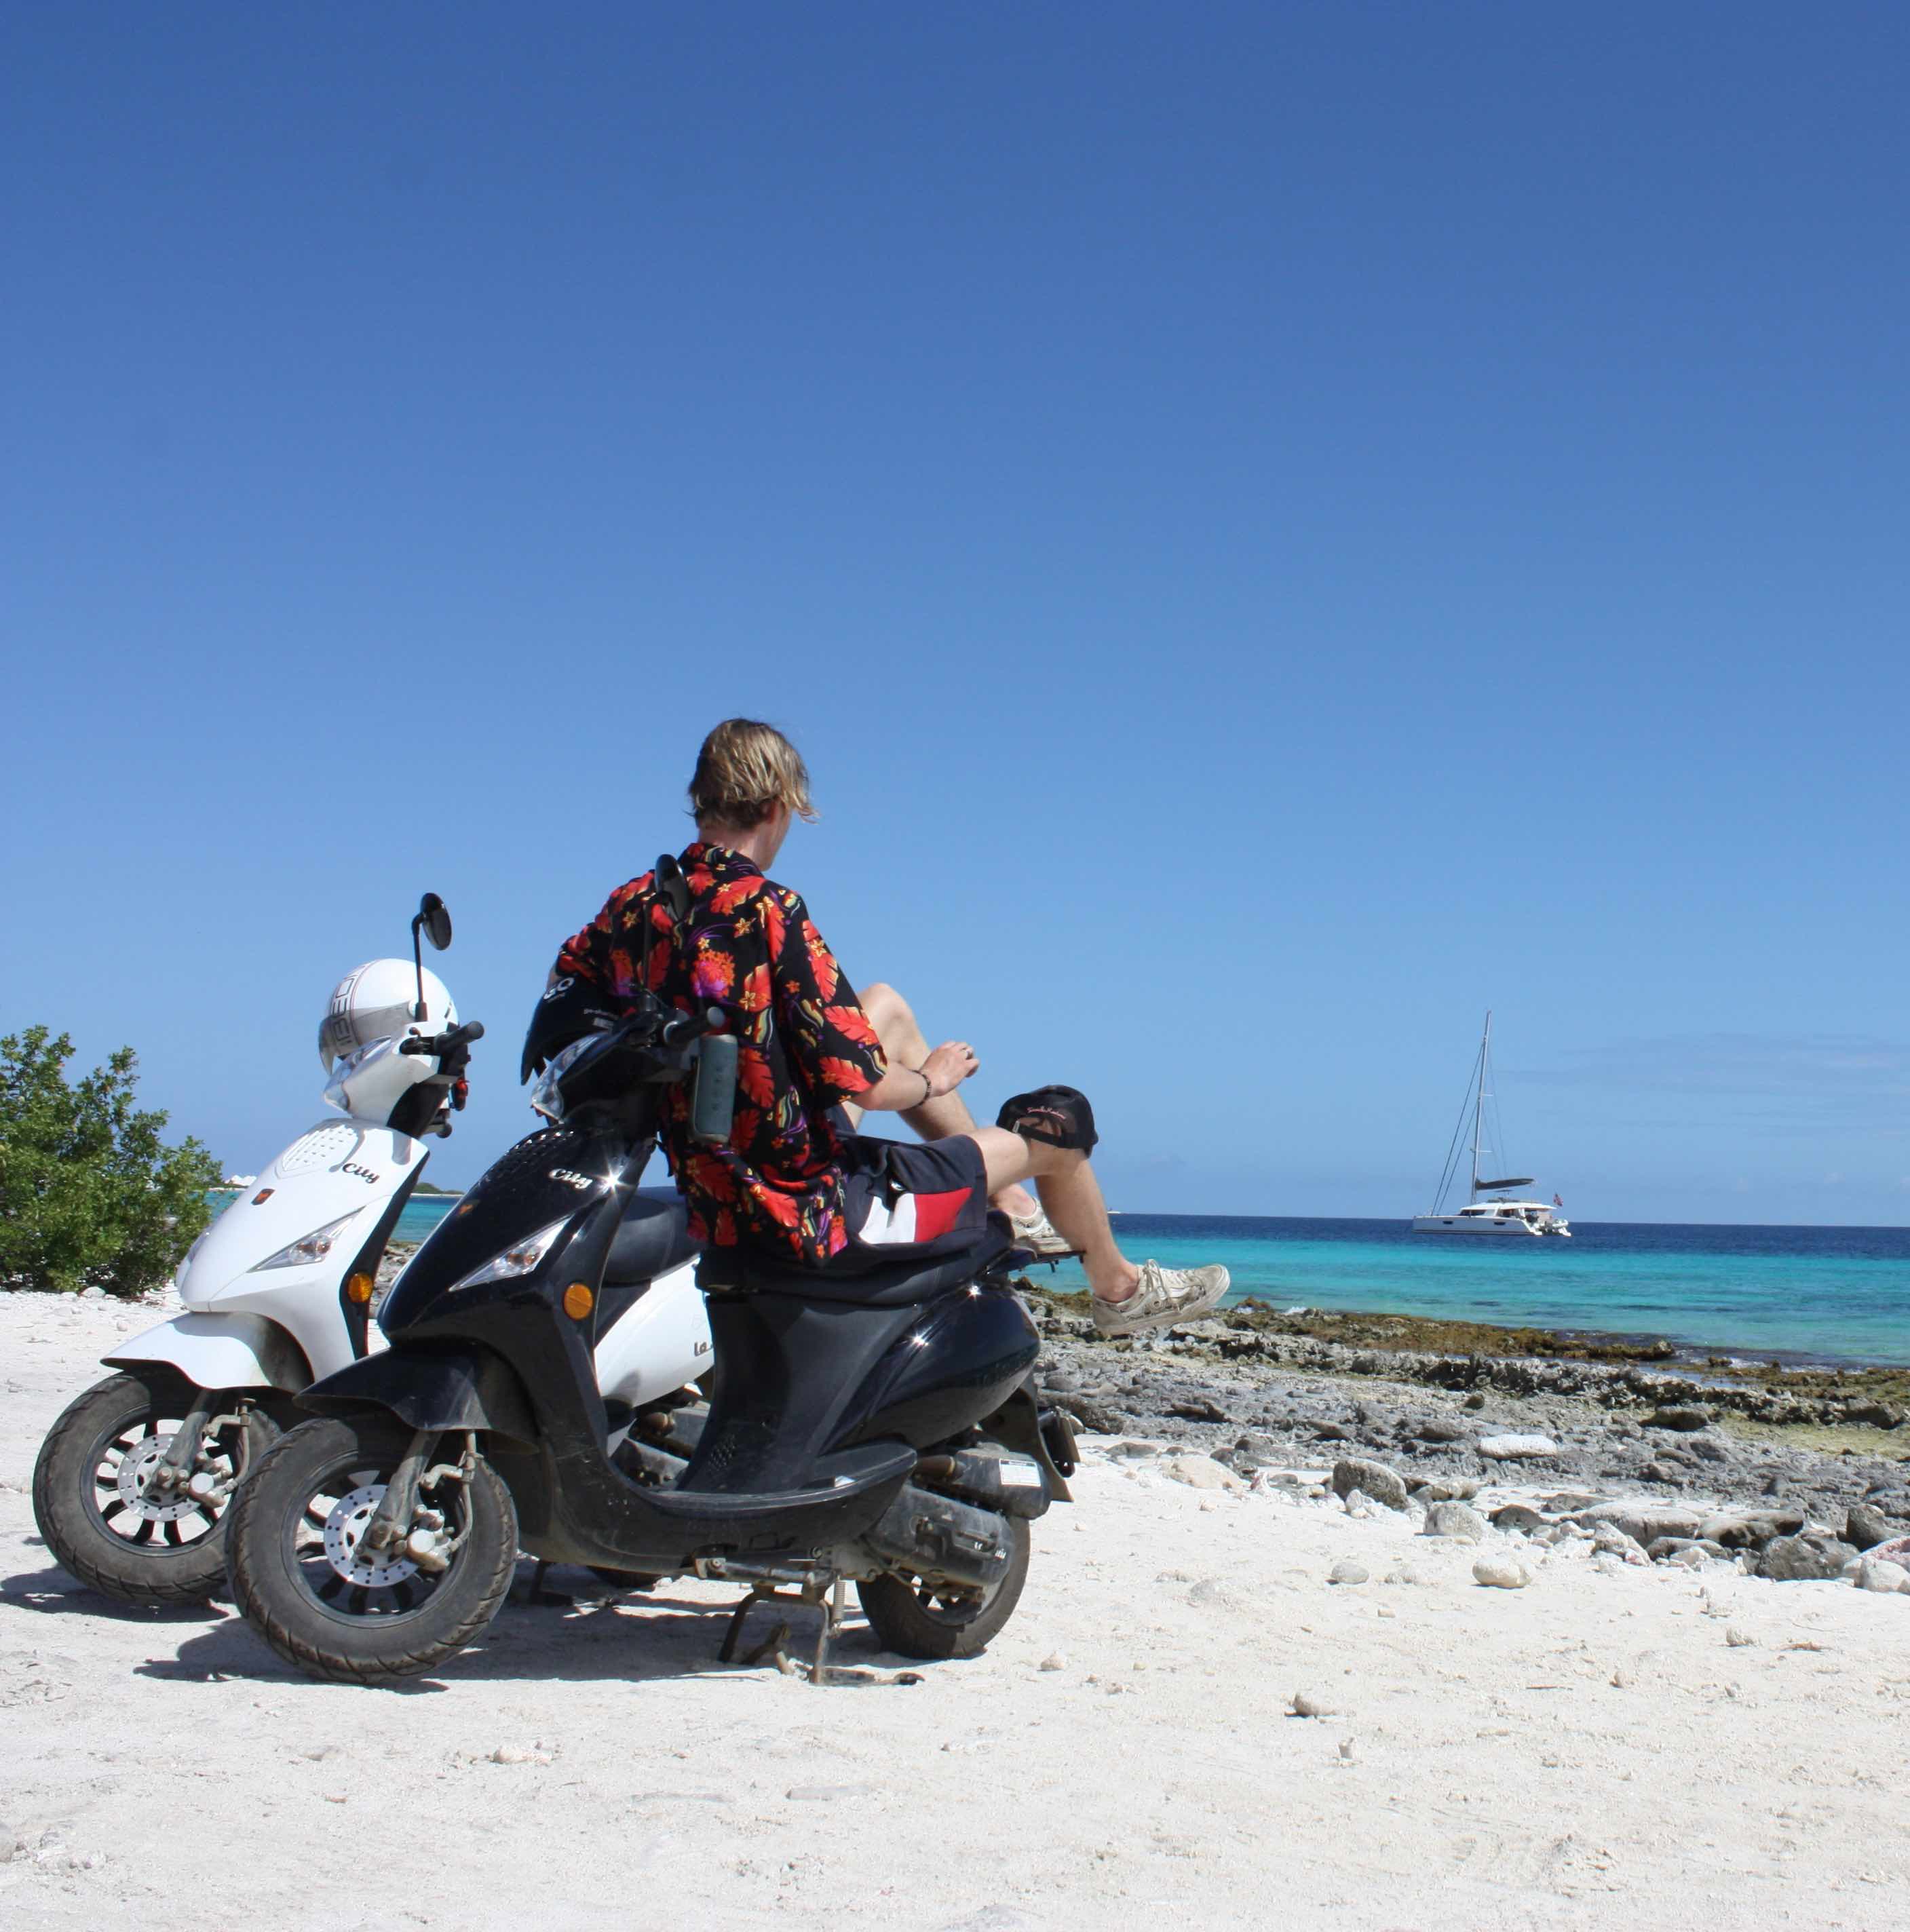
[687,718,818,828]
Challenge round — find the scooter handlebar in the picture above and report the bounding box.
[400,1020,486,1057]
[659,1006,725,1049]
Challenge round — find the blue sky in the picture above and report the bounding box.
[3,5,1907,1223]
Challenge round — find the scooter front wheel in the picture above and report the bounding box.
[33,1374,277,1607]
[225,1415,516,1686]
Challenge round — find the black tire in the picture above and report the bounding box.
[32,1374,277,1608]
[856,1516,1031,1660]
[225,1414,517,1686]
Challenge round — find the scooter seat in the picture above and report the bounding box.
[696,1222,1018,1308]
[604,1188,698,1286]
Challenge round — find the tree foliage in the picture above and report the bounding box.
[0,1026,223,1298]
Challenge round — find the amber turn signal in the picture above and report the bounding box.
[562,1281,594,1319]
[345,1273,374,1305]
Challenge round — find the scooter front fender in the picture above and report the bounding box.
[103,1313,313,1394]
[298,1344,537,1450]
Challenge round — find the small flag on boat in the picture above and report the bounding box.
[1553,1193,1563,1208]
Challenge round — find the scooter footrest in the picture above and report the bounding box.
[653,1443,916,1518]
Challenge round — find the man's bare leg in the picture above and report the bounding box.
[965,1125,1230,1332]
[854,982,1039,1220]
[966,1127,1137,1302]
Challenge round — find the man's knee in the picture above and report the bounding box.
[1025,1141,1088,1179]
[858,981,913,1035]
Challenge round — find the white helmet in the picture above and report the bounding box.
[320,959,457,1071]
[319,959,457,1123]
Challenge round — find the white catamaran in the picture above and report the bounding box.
[1411,1012,1570,1237]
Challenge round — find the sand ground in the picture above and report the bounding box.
[4,1293,1907,1931]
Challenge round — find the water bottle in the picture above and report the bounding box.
[689,1032,738,1144]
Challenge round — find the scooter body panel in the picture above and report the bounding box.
[835,1286,1040,1452]
[376,1122,609,1335]
[176,1119,429,1379]
[103,1311,313,1393]
[592,1258,711,1410]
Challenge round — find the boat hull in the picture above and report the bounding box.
[1410,1214,1570,1237]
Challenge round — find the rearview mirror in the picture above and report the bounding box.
[409,892,454,1021]
[418,893,453,952]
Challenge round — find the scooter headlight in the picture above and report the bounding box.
[250,1210,364,1271]
[451,1215,572,1289]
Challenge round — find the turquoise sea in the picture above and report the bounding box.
[1052,1216,1910,1368]
[210,1193,1910,1366]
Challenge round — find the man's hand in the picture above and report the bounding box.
[848,1039,978,1114]
[919,1040,978,1099]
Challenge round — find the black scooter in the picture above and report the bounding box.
[223,989,1076,1685]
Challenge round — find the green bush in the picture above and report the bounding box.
[0,1026,223,1298]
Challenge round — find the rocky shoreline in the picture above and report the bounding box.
[1023,1285,1910,1581]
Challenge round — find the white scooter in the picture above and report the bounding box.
[32,895,712,1607]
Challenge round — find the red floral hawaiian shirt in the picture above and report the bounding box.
[553,844,888,1266]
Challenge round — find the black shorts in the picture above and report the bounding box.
[828,1134,991,1273]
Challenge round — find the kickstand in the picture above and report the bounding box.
[718,1584,776,1664]
[525,1560,573,1607]
[744,1621,791,1669]
[717,1577,848,1683]
[808,1576,847,1686]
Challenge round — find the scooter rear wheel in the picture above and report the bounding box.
[856,1517,1031,1660]
[225,1415,517,1686]
[33,1373,276,1608]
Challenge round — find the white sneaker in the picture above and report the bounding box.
[1090,1260,1230,1336]
[1006,1205,1076,1260]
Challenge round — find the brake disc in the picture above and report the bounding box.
[322,1484,423,1589]
[116,1433,199,1524]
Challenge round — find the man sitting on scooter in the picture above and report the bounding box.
[547,718,1228,1335]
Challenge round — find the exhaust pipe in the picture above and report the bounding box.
[864,1484,1012,1591]
[913,1450,1050,1520]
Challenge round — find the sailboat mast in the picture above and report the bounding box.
[1470,1010,1492,1199]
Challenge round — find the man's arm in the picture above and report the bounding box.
[853,1040,979,1112]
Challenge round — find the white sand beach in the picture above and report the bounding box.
[5,1292,1907,1931]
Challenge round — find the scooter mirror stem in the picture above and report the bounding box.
[410,892,453,1019]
